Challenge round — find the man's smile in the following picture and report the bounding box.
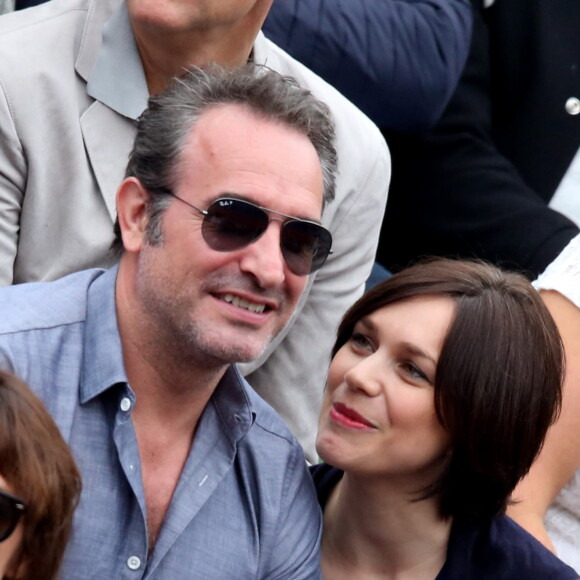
[218,293,268,314]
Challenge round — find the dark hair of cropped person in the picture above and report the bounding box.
[0,370,81,580]
[111,63,337,256]
[332,258,564,521]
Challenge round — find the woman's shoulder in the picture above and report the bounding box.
[309,463,344,510]
[439,515,578,579]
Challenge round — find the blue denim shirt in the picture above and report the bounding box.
[0,267,322,579]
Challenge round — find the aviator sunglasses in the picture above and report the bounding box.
[162,192,333,276]
[0,489,25,542]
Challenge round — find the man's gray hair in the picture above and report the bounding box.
[112,63,337,254]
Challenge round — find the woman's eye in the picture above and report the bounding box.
[400,362,429,382]
[349,333,374,352]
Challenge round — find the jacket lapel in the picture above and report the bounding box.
[75,0,145,220]
[80,103,136,219]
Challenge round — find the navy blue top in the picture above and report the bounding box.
[311,463,579,579]
[264,0,473,130]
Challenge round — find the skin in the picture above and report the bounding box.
[126,0,275,93]
[119,103,324,370]
[317,296,453,480]
[114,103,324,545]
[0,476,24,580]
[316,296,455,579]
[508,290,580,552]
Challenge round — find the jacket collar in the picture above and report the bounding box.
[82,0,148,120]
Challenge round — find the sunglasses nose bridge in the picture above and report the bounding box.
[257,216,286,251]
[259,213,286,240]
[265,214,285,225]
[247,212,285,247]
[237,221,288,288]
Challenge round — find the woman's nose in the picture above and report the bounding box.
[344,354,384,397]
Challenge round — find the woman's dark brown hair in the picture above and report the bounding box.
[0,370,81,580]
[333,259,564,520]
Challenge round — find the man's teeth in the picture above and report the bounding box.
[222,294,266,314]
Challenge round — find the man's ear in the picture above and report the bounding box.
[116,178,150,254]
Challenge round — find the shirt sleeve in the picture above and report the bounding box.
[261,447,323,580]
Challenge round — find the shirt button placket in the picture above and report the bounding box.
[127,556,141,571]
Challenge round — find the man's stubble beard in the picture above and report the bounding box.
[135,249,287,368]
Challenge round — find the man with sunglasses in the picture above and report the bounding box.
[0,65,332,579]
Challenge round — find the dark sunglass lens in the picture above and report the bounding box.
[281,221,332,275]
[0,493,20,542]
[202,199,269,252]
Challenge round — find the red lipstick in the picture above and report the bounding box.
[330,402,377,431]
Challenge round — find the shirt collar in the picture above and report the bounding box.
[79,265,255,439]
[210,365,256,443]
[86,1,149,120]
[80,265,128,404]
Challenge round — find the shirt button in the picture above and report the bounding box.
[120,397,132,412]
[127,556,141,570]
[565,97,580,116]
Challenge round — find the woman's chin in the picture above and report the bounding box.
[315,431,349,469]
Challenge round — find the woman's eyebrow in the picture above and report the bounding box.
[356,316,377,332]
[400,342,437,365]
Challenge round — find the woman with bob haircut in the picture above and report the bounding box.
[313,258,578,579]
[0,370,81,580]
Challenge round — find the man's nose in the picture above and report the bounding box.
[238,222,286,288]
